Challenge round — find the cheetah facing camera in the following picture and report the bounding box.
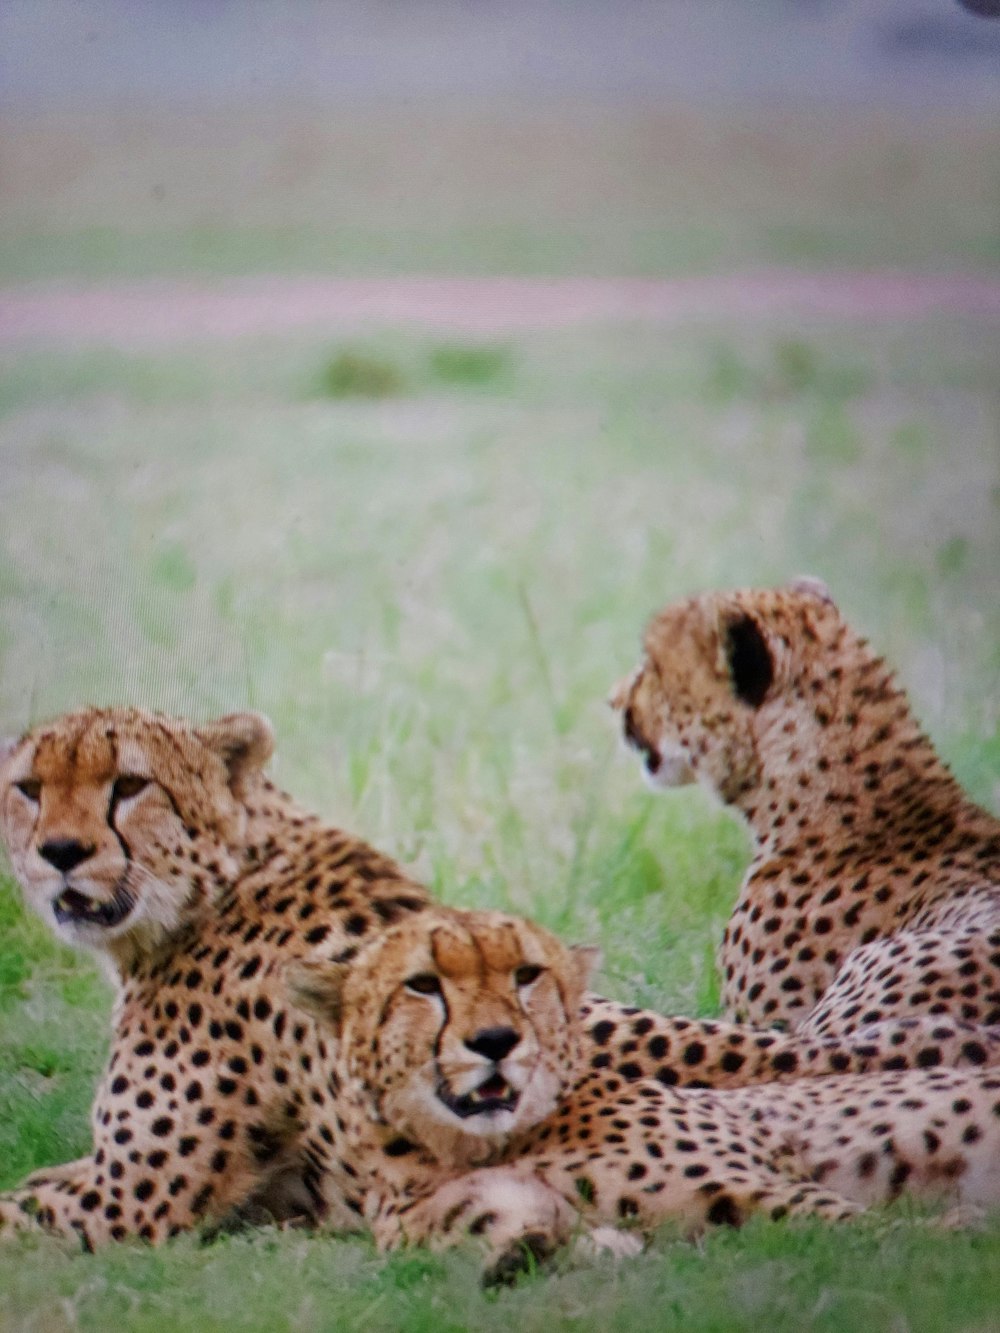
[6,708,981,1248]
[289,906,1000,1284]
[611,578,1000,1035]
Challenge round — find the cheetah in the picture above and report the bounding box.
[2,707,995,1248]
[611,577,1000,1034]
[289,906,1000,1283]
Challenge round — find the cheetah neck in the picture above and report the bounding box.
[104,777,349,985]
[736,661,1000,894]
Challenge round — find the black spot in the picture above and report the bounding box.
[857,1152,877,1178]
[469,1211,498,1236]
[150,1117,173,1137]
[706,1195,742,1226]
[384,1137,417,1157]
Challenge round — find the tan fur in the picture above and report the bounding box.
[612,581,1000,1033]
[0,706,432,1245]
[3,707,997,1248]
[292,908,1000,1281]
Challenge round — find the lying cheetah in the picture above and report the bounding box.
[611,579,1000,1034]
[289,906,1000,1282]
[5,708,977,1248]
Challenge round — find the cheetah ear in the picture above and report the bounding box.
[718,610,775,708]
[569,944,601,997]
[197,712,275,796]
[788,575,835,607]
[286,959,350,1032]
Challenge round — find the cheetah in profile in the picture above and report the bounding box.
[5,707,978,1247]
[290,906,1000,1283]
[611,578,1000,1035]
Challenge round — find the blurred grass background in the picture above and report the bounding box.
[2,1,1000,1328]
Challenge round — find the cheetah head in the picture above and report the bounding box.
[610,577,837,807]
[289,908,598,1167]
[0,707,274,964]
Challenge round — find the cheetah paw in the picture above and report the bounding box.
[573,1225,645,1261]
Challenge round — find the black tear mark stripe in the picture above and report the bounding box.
[428,927,455,1064]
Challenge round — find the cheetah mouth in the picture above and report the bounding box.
[438,1072,520,1119]
[53,886,135,929]
[621,709,662,775]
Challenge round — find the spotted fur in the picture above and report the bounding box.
[612,579,1000,1034]
[291,908,1000,1281]
[2,707,996,1248]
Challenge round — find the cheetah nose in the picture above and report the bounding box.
[38,838,96,873]
[464,1027,521,1062]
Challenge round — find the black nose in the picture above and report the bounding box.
[464,1027,521,1062]
[38,839,95,873]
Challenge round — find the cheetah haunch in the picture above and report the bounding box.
[290,907,1000,1282]
[6,708,979,1247]
[612,578,1000,1034]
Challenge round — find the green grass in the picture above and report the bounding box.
[1,309,999,1327]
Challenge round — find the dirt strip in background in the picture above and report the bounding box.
[2,271,1000,345]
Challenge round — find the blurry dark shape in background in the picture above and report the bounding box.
[2,1,1000,112]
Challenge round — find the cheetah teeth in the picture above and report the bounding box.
[53,888,134,928]
[440,1074,519,1119]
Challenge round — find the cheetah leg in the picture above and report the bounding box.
[373,1167,580,1285]
[583,998,1000,1089]
[693,1176,865,1229]
[798,927,1000,1037]
[0,1146,278,1247]
[19,1156,91,1189]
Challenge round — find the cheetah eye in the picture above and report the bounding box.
[405,973,442,996]
[514,964,544,987]
[15,778,41,802]
[112,775,149,802]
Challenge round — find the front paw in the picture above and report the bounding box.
[482,1228,560,1287]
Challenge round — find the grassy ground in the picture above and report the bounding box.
[2,94,1000,1331]
[1,310,999,1330]
[2,106,999,282]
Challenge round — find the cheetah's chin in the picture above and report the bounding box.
[438,1073,520,1119]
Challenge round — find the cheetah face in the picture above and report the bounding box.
[610,588,823,807]
[0,707,273,960]
[289,909,598,1167]
[609,661,695,790]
